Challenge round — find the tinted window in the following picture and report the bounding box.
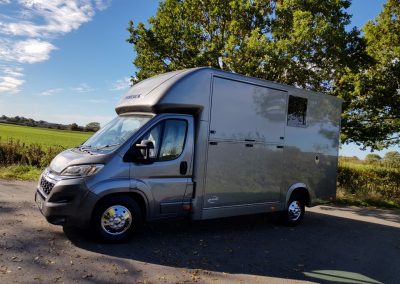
[287,96,308,127]
[138,119,187,161]
[159,120,187,161]
[140,123,162,159]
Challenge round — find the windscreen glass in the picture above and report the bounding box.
[81,115,152,151]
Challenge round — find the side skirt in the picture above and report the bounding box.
[201,202,284,220]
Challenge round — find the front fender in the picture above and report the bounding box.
[89,178,155,220]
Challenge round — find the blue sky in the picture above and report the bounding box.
[0,0,397,158]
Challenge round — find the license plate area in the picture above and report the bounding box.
[35,191,45,211]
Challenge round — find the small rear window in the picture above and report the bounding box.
[287,95,308,127]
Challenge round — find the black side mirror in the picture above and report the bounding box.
[134,140,155,164]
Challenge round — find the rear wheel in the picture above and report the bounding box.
[280,194,305,226]
[92,196,142,242]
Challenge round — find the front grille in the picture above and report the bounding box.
[40,177,55,195]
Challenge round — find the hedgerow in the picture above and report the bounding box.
[337,161,400,204]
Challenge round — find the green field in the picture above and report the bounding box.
[0,123,92,148]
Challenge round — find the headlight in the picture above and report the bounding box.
[60,164,104,177]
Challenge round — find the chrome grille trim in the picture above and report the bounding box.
[40,176,55,195]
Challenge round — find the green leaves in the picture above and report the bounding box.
[335,0,400,149]
[127,0,400,149]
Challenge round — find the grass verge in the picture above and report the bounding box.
[335,187,400,209]
[0,165,42,181]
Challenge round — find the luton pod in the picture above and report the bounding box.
[35,67,342,241]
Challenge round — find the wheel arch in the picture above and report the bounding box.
[285,183,311,208]
[92,190,149,223]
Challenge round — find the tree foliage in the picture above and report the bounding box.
[365,153,382,163]
[127,0,399,149]
[85,122,100,132]
[384,151,400,168]
[335,0,400,149]
[69,123,80,131]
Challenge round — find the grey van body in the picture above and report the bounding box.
[35,67,342,233]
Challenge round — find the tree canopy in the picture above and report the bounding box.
[127,0,400,150]
[365,153,382,163]
[335,0,400,149]
[85,122,100,132]
[383,151,400,168]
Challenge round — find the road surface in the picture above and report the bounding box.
[0,180,399,283]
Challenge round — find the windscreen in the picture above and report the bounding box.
[81,115,152,150]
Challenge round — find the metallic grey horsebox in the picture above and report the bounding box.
[35,67,342,241]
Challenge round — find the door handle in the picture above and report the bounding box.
[180,161,188,175]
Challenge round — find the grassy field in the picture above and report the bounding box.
[0,123,91,148]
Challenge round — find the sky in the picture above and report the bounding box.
[0,0,397,159]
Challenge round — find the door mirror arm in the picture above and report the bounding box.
[128,140,155,164]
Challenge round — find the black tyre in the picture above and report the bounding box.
[281,194,305,226]
[92,196,142,242]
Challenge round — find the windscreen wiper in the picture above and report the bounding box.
[95,143,121,150]
[78,145,92,149]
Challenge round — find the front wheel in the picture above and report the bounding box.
[92,196,142,242]
[280,195,305,226]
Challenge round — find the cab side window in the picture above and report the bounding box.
[159,120,187,161]
[140,123,162,159]
[138,119,187,161]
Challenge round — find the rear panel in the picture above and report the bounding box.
[283,89,342,205]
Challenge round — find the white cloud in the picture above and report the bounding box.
[0,66,25,94]
[71,83,95,93]
[3,66,24,77]
[39,88,62,96]
[0,76,25,94]
[95,0,112,11]
[0,1,97,37]
[0,38,56,64]
[110,77,131,91]
[0,1,113,94]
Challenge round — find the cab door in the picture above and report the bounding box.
[129,115,194,219]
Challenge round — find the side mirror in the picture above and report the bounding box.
[134,140,155,164]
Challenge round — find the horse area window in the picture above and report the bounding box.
[287,95,308,127]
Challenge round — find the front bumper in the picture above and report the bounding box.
[35,172,98,227]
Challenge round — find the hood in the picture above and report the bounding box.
[49,148,112,174]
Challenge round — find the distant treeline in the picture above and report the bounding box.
[340,151,400,169]
[0,115,100,132]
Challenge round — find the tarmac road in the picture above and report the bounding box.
[0,179,399,283]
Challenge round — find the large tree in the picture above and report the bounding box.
[127,0,399,149]
[335,0,400,149]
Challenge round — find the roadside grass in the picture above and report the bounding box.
[335,187,400,209]
[0,123,91,148]
[0,165,42,181]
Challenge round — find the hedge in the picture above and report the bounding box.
[338,162,400,200]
